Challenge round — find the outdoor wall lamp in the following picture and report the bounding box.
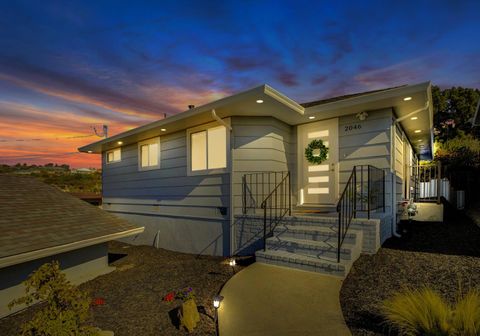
[356,111,368,121]
[213,295,224,309]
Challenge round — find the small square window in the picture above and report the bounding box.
[106,148,121,163]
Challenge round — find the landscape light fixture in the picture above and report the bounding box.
[256,99,264,104]
[308,116,316,120]
[403,97,412,101]
[213,295,224,309]
[229,259,236,267]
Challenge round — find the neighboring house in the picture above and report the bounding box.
[0,175,144,317]
[73,167,96,174]
[79,82,434,276]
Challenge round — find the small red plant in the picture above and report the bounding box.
[163,291,175,303]
[91,297,106,306]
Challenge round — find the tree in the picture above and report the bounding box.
[432,85,480,142]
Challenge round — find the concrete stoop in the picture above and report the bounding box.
[254,215,364,278]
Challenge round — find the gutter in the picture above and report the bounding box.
[390,119,402,238]
[0,227,144,269]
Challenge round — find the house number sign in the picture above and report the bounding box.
[344,124,362,132]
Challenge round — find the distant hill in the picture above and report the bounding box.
[0,164,101,194]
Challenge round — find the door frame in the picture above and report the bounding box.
[296,118,339,206]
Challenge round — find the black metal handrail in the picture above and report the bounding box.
[260,172,291,251]
[336,165,385,262]
[242,171,289,214]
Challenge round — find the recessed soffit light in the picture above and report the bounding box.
[308,116,316,120]
[256,99,264,104]
[403,97,412,101]
[161,128,166,132]
[117,141,123,145]
[411,116,418,120]
[414,130,421,133]
[87,150,93,153]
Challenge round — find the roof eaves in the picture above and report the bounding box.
[0,226,144,269]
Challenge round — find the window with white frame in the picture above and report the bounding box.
[106,148,121,163]
[190,125,227,172]
[138,137,160,170]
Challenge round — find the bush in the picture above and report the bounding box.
[382,287,450,335]
[382,287,480,336]
[8,261,98,336]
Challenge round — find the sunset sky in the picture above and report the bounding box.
[1,1,479,168]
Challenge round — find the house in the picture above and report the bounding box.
[79,82,434,276]
[0,174,144,317]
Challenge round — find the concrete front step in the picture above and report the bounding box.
[255,250,350,277]
[274,225,358,245]
[265,236,357,261]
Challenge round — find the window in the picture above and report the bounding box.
[138,137,160,170]
[106,148,121,163]
[190,125,227,172]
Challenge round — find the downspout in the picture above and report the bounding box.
[211,109,235,256]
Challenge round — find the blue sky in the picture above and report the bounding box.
[0,0,479,167]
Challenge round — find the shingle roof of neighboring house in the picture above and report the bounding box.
[0,174,143,267]
[300,86,405,108]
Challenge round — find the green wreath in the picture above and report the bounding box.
[305,139,329,164]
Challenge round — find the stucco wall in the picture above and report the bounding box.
[0,243,112,318]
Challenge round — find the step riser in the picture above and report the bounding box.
[274,229,356,245]
[266,240,352,260]
[256,255,345,277]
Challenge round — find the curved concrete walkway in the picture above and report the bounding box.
[218,263,351,336]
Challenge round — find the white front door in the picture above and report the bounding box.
[298,119,338,205]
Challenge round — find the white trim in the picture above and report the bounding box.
[186,119,231,176]
[138,137,161,171]
[0,227,144,269]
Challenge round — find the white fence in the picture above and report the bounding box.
[419,178,450,202]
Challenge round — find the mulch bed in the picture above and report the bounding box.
[340,208,480,336]
[0,241,247,336]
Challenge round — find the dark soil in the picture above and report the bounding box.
[0,241,248,336]
[340,209,480,336]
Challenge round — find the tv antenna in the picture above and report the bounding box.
[92,125,108,138]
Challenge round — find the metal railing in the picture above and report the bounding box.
[242,171,291,251]
[336,165,385,262]
[410,162,442,204]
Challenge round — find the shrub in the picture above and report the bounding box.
[451,289,480,335]
[8,261,98,336]
[381,287,451,335]
[382,287,480,336]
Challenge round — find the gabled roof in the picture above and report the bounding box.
[79,82,434,159]
[0,174,143,268]
[301,86,405,108]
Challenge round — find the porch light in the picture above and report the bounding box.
[308,116,316,120]
[256,99,264,104]
[213,295,224,309]
[161,128,166,132]
[403,97,412,101]
[410,117,418,120]
[414,130,421,133]
[117,141,123,145]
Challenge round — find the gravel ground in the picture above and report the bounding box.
[340,209,480,336]
[0,241,247,336]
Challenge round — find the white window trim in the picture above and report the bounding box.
[105,148,121,164]
[186,119,230,176]
[138,137,161,171]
